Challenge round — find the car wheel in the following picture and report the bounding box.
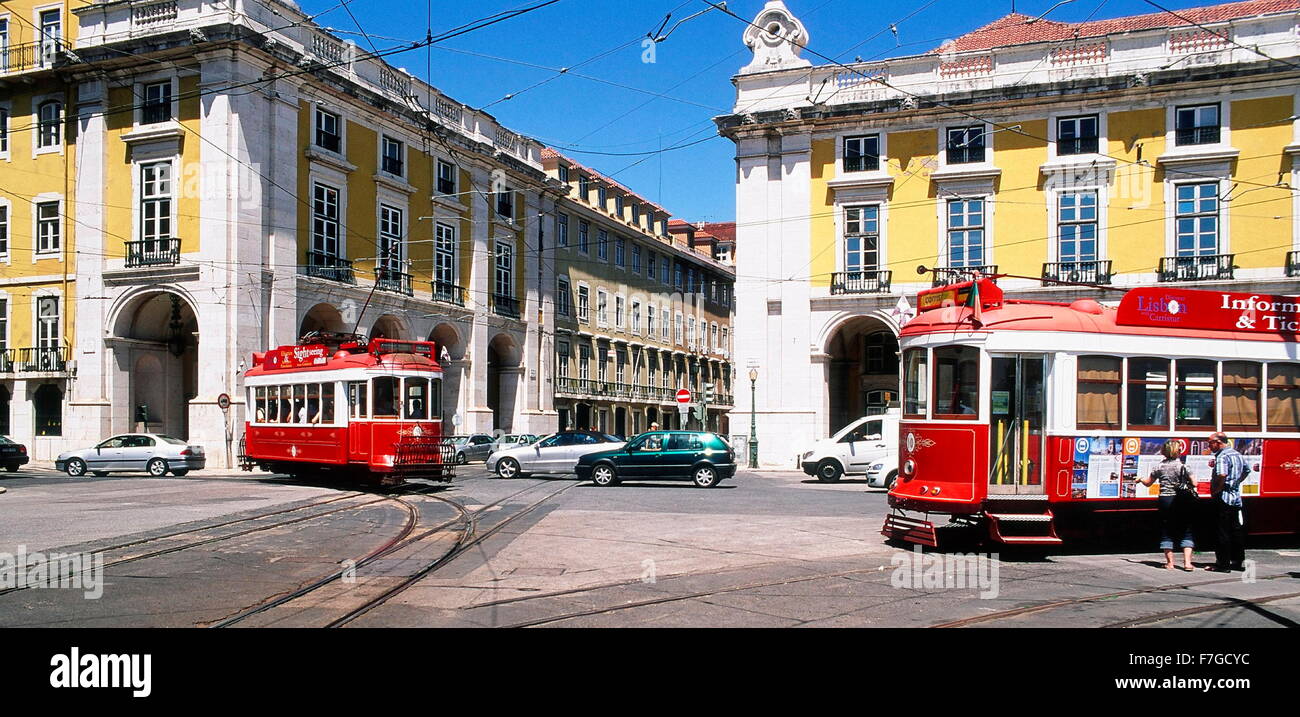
[456,452,468,465]
[496,458,521,480]
[693,465,720,488]
[816,459,843,483]
[92,471,109,477]
[885,471,898,490]
[66,458,88,477]
[591,463,619,487]
[147,458,169,477]
[171,469,189,477]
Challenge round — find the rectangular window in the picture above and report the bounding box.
[646,303,655,336]
[661,255,670,284]
[615,195,624,217]
[579,174,590,198]
[616,351,626,383]
[378,204,404,273]
[674,313,683,345]
[556,342,570,377]
[556,277,571,317]
[577,285,590,323]
[844,205,880,272]
[597,230,609,261]
[903,348,927,417]
[615,237,625,267]
[496,189,514,220]
[844,134,880,172]
[946,125,985,164]
[1175,183,1218,256]
[348,381,368,419]
[557,165,570,185]
[1057,115,1099,155]
[140,161,173,244]
[721,327,728,355]
[674,262,683,290]
[0,19,8,74]
[315,107,341,152]
[578,221,590,253]
[0,298,7,353]
[647,251,656,280]
[434,222,456,288]
[579,344,591,380]
[933,345,978,418]
[631,244,641,273]
[36,296,59,349]
[0,107,8,154]
[494,240,514,299]
[1266,363,1300,432]
[615,296,625,329]
[1127,357,1170,430]
[36,201,60,254]
[711,324,719,353]
[597,290,608,326]
[947,199,985,268]
[311,183,340,257]
[39,9,61,67]
[1057,191,1098,264]
[687,317,695,346]
[598,349,607,382]
[598,185,607,209]
[662,308,670,340]
[1222,361,1261,431]
[1175,359,1217,430]
[142,82,172,125]
[0,205,8,256]
[436,160,457,195]
[1176,104,1220,146]
[631,203,641,226]
[1077,356,1121,429]
[37,101,61,148]
[556,213,569,248]
[381,135,404,176]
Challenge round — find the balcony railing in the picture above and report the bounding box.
[1042,259,1112,285]
[376,268,414,296]
[1,41,67,74]
[553,379,735,406]
[932,265,998,287]
[431,280,466,307]
[831,270,893,295]
[1287,250,1300,278]
[1158,254,1234,282]
[491,294,521,319]
[304,251,356,284]
[124,238,181,268]
[0,347,70,373]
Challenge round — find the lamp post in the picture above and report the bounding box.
[748,367,758,469]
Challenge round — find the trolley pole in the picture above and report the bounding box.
[748,367,758,469]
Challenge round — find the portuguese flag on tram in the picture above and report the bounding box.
[966,277,982,325]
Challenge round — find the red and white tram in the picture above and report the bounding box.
[883,279,1300,547]
[241,334,452,485]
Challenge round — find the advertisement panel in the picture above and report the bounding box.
[1068,436,1262,499]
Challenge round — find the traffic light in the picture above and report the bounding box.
[703,382,714,404]
[692,404,706,424]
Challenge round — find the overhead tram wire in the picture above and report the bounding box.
[1141,0,1300,73]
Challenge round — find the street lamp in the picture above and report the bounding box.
[748,367,759,469]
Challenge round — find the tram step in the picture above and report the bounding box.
[984,494,1049,502]
[987,510,1063,546]
[985,513,1054,523]
[992,535,1065,545]
[881,513,938,548]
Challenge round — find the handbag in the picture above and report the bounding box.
[1176,466,1198,498]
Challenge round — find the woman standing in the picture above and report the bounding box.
[1136,440,1197,571]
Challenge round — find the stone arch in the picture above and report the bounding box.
[299,302,346,338]
[487,333,521,431]
[816,308,901,356]
[369,314,407,341]
[107,288,200,439]
[818,312,900,435]
[428,322,465,426]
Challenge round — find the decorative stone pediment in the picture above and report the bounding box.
[740,1,811,74]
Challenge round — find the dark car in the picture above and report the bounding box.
[575,431,736,488]
[0,436,29,472]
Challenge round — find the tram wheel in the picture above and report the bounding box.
[816,459,843,483]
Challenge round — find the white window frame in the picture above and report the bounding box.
[556,276,572,317]
[137,159,175,246]
[310,181,343,259]
[135,76,179,128]
[0,16,10,75]
[34,292,60,352]
[578,344,591,380]
[615,295,625,330]
[33,196,61,258]
[662,307,670,340]
[494,239,514,299]
[35,5,61,69]
[1053,189,1100,265]
[1051,113,1103,159]
[556,212,569,248]
[434,221,457,288]
[841,204,881,273]
[1169,180,1224,257]
[841,133,883,173]
[436,159,457,196]
[631,300,641,336]
[380,133,406,178]
[939,123,989,168]
[34,96,62,155]
[597,289,609,327]
[378,203,406,274]
[0,101,10,159]
[577,283,590,324]
[674,311,683,345]
[0,199,9,261]
[313,104,345,155]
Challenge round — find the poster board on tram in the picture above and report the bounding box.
[1067,436,1262,500]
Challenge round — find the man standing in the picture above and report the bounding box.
[1206,432,1248,572]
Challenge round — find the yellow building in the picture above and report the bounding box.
[720,0,1300,465]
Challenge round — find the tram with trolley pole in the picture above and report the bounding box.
[240,332,455,486]
[882,274,1300,547]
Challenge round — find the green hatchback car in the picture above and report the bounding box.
[574,431,736,488]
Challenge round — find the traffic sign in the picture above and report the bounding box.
[217,393,231,411]
[676,388,691,404]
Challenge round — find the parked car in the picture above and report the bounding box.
[0,436,29,472]
[487,431,626,478]
[493,434,540,450]
[55,434,206,477]
[799,411,899,483]
[448,434,497,464]
[575,431,736,488]
[866,452,898,489]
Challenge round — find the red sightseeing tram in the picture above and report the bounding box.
[883,279,1300,547]
[240,334,453,485]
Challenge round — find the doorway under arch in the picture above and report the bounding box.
[825,316,899,435]
[487,333,520,431]
[299,303,345,339]
[110,290,199,439]
[429,322,464,426]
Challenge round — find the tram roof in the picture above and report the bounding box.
[246,340,443,376]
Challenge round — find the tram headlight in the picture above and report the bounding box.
[902,459,915,477]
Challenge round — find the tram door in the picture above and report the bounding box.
[988,355,1045,494]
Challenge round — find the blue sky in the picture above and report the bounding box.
[300,0,1232,222]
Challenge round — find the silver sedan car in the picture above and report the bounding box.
[55,434,207,477]
[486,431,626,479]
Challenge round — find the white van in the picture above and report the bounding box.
[799,412,900,483]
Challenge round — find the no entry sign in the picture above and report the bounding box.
[676,389,691,404]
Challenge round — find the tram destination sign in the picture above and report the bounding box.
[1116,288,1300,334]
[264,344,331,370]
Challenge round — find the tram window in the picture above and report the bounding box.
[903,348,928,417]
[280,385,293,424]
[1077,356,1121,430]
[292,385,307,424]
[255,387,267,423]
[405,378,429,420]
[267,386,280,423]
[372,377,399,417]
[1222,361,1261,431]
[1175,360,1216,430]
[431,379,441,421]
[1127,358,1170,430]
[320,384,335,425]
[348,381,368,419]
[933,345,979,419]
[1266,363,1300,432]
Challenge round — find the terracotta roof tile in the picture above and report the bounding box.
[931,0,1299,53]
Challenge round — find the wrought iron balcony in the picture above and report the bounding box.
[376,268,414,296]
[1158,254,1234,282]
[0,347,70,373]
[124,238,181,268]
[1287,250,1300,278]
[431,280,466,307]
[492,294,521,319]
[0,41,66,75]
[931,265,998,287]
[1042,260,1112,285]
[831,270,893,295]
[304,251,356,284]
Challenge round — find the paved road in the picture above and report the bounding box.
[0,465,1297,628]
